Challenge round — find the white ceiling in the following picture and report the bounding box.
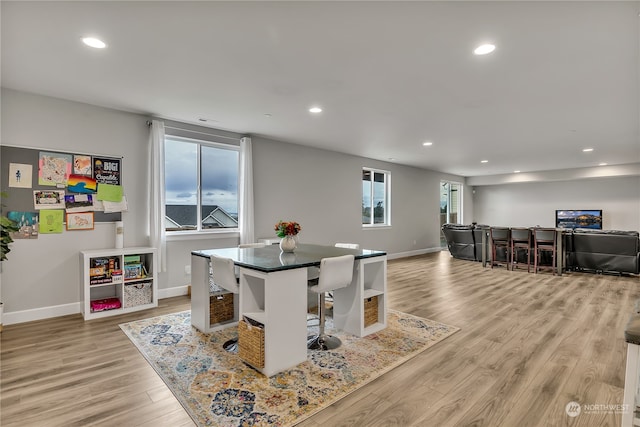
[2,1,639,177]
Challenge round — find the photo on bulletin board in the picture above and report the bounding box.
[38,152,72,186]
[67,174,97,194]
[39,209,64,234]
[93,157,120,185]
[7,211,39,239]
[33,190,66,210]
[73,154,92,175]
[66,212,94,231]
[8,163,33,188]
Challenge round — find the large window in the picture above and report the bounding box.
[362,168,391,226]
[164,136,239,232]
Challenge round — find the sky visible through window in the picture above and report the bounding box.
[165,138,239,215]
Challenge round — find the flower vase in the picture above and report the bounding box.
[279,235,297,253]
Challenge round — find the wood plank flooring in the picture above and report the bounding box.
[1,251,638,426]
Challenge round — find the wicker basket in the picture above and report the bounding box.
[238,319,265,368]
[209,293,234,324]
[364,295,379,327]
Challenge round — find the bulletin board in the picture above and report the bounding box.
[1,145,123,223]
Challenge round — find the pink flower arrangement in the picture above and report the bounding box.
[274,221,301,238]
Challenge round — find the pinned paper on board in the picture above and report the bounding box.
[97,183,123,202]
[39,152,72,186]
[39,209,64,234]
[67,174,97,194]
[8,163,33,188]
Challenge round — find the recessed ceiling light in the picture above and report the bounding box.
[599,162,608,166]
[583,148,594,152]
[514,170,521,173]
[481,160,489,163]
[309,107,322,113]
[82,37,107,49]
[422,141,433,146]
[474,44,495,55]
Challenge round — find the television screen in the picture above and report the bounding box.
[555,210,602,229]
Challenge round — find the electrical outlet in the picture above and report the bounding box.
[184,265,191,275]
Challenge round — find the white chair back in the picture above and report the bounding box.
[316,254,355,293]
[210,254,239,294]
[335,243,360,249]
[238,243,267,248]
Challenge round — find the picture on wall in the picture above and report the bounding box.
[33,190,66,210]
[8,163,33,188]
[64,194,95,212]
[7,211,39,239]
[93,157,120,185]
[67,174,97,194]
[38,152,72,186]
[66,212,94,230]
[73,155,92,175]
[39,209,64,234]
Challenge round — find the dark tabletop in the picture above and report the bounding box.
[192,243,386,273]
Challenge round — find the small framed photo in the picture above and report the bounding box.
[66,212,94,231]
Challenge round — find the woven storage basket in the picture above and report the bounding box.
[238,319,265,368]
[364,295,378,327]
[123,282,152,307]
[209,293,234,324]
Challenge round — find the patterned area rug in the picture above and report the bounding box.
[120,310,459,427]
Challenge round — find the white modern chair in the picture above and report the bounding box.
[308,243,359,281]
[238,243,267,248]
[334,243,360,249]
[307,254,355,350]
[210,254,240,352]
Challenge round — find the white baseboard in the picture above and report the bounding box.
[3,302,81,326]
[388,247,444,260]
[2,285,190,326]
[158,285,190,299]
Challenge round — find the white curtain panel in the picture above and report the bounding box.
[239,137,255,244]
[149,120,167,272]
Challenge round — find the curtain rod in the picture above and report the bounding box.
[147,120,241,141]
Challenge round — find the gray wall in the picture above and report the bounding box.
[1,88,466,319]
[472,176,640,230]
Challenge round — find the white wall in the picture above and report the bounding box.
[472,176,640,230]
[1,88,467,322]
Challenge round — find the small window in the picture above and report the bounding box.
[362,167,391,226]
[164,136,239,232]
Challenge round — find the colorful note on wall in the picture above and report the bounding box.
[67,174,97,193]
[96,183,123,202]
[39,209,64,234]
[39,152,72,186]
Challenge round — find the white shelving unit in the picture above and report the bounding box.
[238,267,308,377]
[333,255,388,337]
[80,247,158,320]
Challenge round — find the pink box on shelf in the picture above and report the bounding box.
[90,297,121,312]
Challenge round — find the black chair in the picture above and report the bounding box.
[490,227,511,269]
[533,228,557,274]
[510,227,531,272]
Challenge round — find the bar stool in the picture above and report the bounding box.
[533,228,557,274]
[510,228,531,272]
[490,227,511,269]
[307,254,355,350]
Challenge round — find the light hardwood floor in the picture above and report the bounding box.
[1,251,638,426]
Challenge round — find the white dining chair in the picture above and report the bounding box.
[307,254,355,350]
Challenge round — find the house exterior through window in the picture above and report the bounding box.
[362,167,391,227]
[164,136,239,232]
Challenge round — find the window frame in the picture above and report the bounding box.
[362,167,391,228]
[164,135,241,237]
